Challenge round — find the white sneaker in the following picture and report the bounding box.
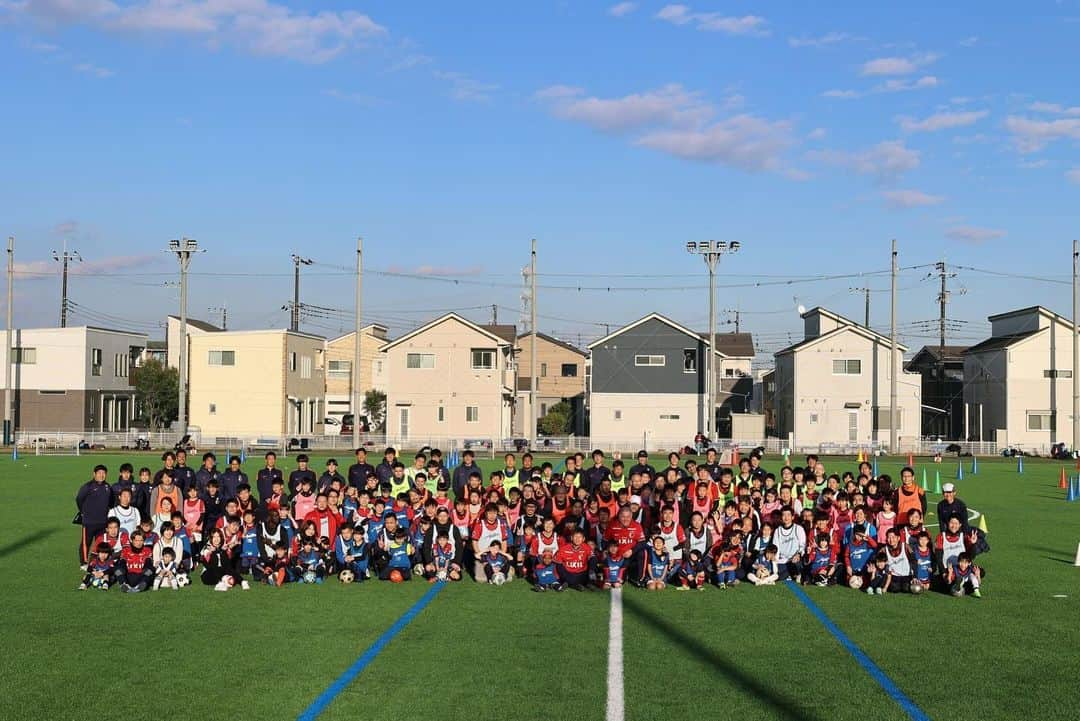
[80,564,88,572]
[170,580,179,590]
[240,580,251,590]
[153,578,162,591]
[214,580,230,592]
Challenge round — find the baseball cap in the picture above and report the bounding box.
[630,495,642,505]
[942,483,956,493]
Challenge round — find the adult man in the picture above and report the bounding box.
[347,447,376,490]
[319,459,346,494]
[375,447,397,484]
[629,450,657,482]
[256,451,284,502]
[76,464,113,566]
[936,482,969,532]
[582,449,611,494]
[195,452,219,497]
[173,449,197,494]
[773,506,807,580]
[153,452,177,486]
[604,505,646,583]
[452,450,479,498]
[219,455,247,502]
[286,454,316,496]
[892,466,927,521]
[702,447,721,481]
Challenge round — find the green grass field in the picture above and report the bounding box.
[2,452,1079,721]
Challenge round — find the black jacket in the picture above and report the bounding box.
[936,497,969,531]
[76,480,113,527]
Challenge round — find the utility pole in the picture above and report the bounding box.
[530,239,538,448]
[291,255,313,332]
[52,243,82,327]
[168,239,202,437]
[5,237,13,446]
[208,305,227,330]
[1073,240,1078,452]
[352,237,363,451]
[849,287,871,327]
[492,304,498,325]
[687,241,741,438]
[890,240,898,454]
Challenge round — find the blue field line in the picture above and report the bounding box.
[785,581,931,721]
[298,582,447,721]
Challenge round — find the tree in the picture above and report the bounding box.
[132,358,178,430]
[363,389,387,431]
[539,400,572,436]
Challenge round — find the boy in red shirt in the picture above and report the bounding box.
[555,528,592,590]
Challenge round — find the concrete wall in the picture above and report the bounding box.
[590,392,700,445]
[963,349,1007,443]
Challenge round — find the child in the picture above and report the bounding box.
[295,538,327,584]
[334,524,370,581]
[200,529,240,591]
[948,551,982,598]
[381,528,414,581]
[153,547,180,590]
[432,531,461,582]
[912,532,935,592]
[480,540,513,584]
[645,535,672,591]
[844,524,877,588]
[260,541,293,586]
[603,546,626,590]
[237,510,260,589]
[748,544,779,586]
[677,549,708,590]
[875,497,897,545]
[79,543,116,590]
[883,528,914,593]
[118,530,154,593]
[865,552,889,595]
[806,533,837,587]
[532,551,564,592]
[714,539,741,588]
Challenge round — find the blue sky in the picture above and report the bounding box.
[2,1,1079,359]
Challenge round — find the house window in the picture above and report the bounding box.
[832,359,862,375]
[466,406,479,423]
[659,414,681,420]
[725,368,735,377]
[208,350,236,366]
[300,356,312,379]
[540,362,547,377]
[209,403,217,415]
[91,348,102,376]
[38,390,66,395]
[113,353,129,378]
[327,360,351,378]
[11,347,36,364]
[437,406,445,422]
[290,352,297,372]
[375,360,384,374]
[614,410,622,420]
[561,363,577,377]
[471,348,495,370]
[540,403,548,416]
[1044,370,1074,378]
[682,349,698,373]
[1027,411,1054,431]
[874,407,904,431]
[634,354,665,367]
[407,353,436,369]
[809,413,819,424]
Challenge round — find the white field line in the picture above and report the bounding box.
[606,587,625,721]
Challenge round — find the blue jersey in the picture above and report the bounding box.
[846,541,875,573]
[387,541,412,569]
[809,548,834,574]
[913,548,934,581]
[482,553,508,573]
[605,557,626,584]
[535,563,558,586]
[342,497,359,518]
[174,526,192,556]
[647,548,670,580]
[241,526,260,559]
[679,556,705,578]
[434,544,455,571]
[367,519,385,546]
[279,518,296,545]
[297,549,323,570]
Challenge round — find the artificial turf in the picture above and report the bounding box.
[1,452,1078,721]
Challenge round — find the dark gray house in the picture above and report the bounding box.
[587,313,754,445]
[906,345,967,438]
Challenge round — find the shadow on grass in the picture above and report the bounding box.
[621,593,819,721]
[0,527,59,559]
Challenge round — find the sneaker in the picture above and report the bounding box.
[552,583,565,592]
[676,585,689,592]
[697,584,706,591]
[876,587,885,595]
[972,588,982,599]
[78,583,88,590]
[153,578,162,591]
[532,584,545,593]
[951,590,963,597]
[569,583,585,592]
[214,580,230,592]
[79,564,88,572]
[731,579,740,586]
[866,587,875,595]
[170,580,179,590]
[815,580,827,588]
[240,580,251,591]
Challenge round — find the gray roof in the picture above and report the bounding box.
[910,345,970,363]
[697,331,755,358]
[516,331,587,357]
[964,331,1039,354]
[168,315,222,333]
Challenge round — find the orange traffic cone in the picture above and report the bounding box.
[907,452,914,467]
[1061,467,1069,490]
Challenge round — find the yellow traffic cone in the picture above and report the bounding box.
[977,514,988,533]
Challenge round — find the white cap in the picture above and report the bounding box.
[630,495,642,505]
[942,482,956,493]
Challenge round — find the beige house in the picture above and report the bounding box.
[324,324,389,425]
[166,315,222,370]
[963,306,1077,450]
[187,329,326,441]
[773,307,921,451]
[513,332,587,436]
[381,313,515,446]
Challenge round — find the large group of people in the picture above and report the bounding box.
[74,445,989,597]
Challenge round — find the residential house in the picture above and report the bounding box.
[963,306,1077,449]
[513,332,587,436]
[187,329,326,441]
[588,313,755,445]
[906,345,967,439]
[138,340,167,367]
[166,315,222,369]
[2,326,147,431]
[773,307,921,450]
[381,313,515,445]
[324,324,390,425]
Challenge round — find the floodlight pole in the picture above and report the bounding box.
[5,237,13,446]
[687,241,741,439]
[530,239,538,449]
[1073,239,1078,452]
[168,238,202,437]
[890,239,898,454]
[352,237,363,451]
[291,254,314,332]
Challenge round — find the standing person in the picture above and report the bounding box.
[453,450,479,498]
[219,455,247,502]
[375,447,397,484]
[287,454,317,495]
[583,450,611,494]
[153,452,177,486]
[173,449,197,494]
[257,451,284,502]
[892,466,926,522]
[195,452,219,497]
[629,450,657,482]
[76,464,114,567]
[319,459,346,494]
[348,448,376,491]
[936,483,969,532]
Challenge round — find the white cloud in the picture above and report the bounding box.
[898,109,988,132]
[7,0,387,63]
[74,61,113,78]
[876,75,939,93]
[322,88,383,107]
[435,70,497,103]
[536,83,797,174]
[959,36,978,47]
[809,140,920,182]
[882,189,944,208]
[1067,168,1080,185]
[14,254,160,279]
[655,4,767,36]
[608,2,637,17]
[388,53,431,72]
[807,127,827,140]
[945,226,1006,244]
[1027,101,1080,116]
[822,88,860,99]
[1004,115,1080,152]
[860,52,938,76]
[788,31,849,48]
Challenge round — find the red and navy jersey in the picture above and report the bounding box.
[121,545,153,574]
[603,521,645,555]
[555,544,590,573]
[808,546,837,574]
[913,547,934,581]
[482,552,509,574]
[535,562,559,586]
[605,557,627,584]
[88,557,114,575]
[844,538,877,573]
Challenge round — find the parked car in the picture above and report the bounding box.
[323,417,342,436]
[340,413,370,436]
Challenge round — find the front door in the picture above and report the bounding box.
[848,410,858,443]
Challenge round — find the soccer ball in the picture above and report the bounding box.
[90,576,108,590]
[436,569,448,582]
[339,569,355,584]
[302,570,317,584]
[175,573,190,588]
[413,564,425,577]
[848,575,864,590]
[225,575,235,588]
[491,572,506,586]
[910,579,924,594]
[389,569,405,583]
